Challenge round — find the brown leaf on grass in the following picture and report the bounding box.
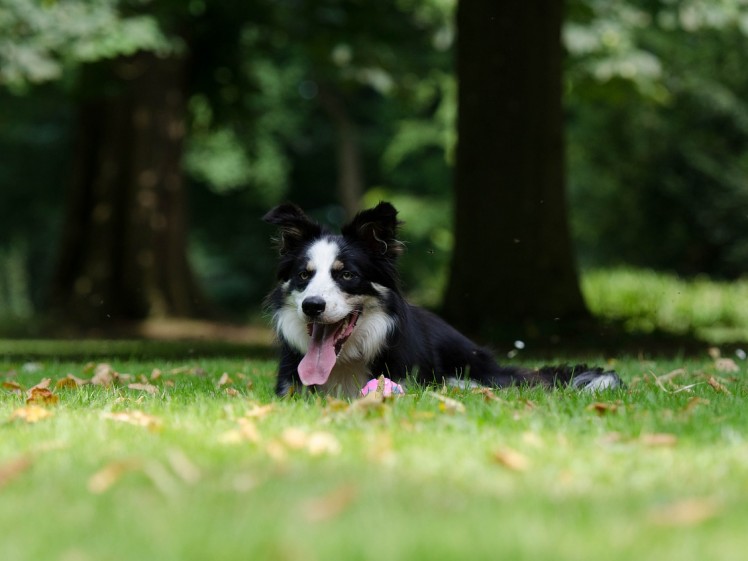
[656,368,687,383]
[101,410,162,430]
[0,455,33,488]
[225,388,240,397]
[91,363,118,387]
[25,379,59,405]
[244,403,275,419]
[2,380,22,394]
[707,347,721,360]
[301,484,358,522]
[491,448,530,472]
[281,428,341,456]
[10,404,55,423]
[472,387,503,403]
[715,358,739,373]
[598,432,624,445]
[55,374,89,389]
[706,376,731,394]
[640,433,678,447]
[650,498,720,526]
[684,397,710,413]
[587,402,618,415]
[127,383,159,395]
[322,397,351,416]
[217,373,233,387]
[218,418,261,444]
[166,449,201,485]
[88,459,141,494]
[521,431,544,448]
[165,366,206,377]
[427,391,466,414]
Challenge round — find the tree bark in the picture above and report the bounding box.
[318,84,364,220]
[443,0,590,340]
[50,51,210,326]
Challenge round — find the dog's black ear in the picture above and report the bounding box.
[263,203,322,254]
[341,201,404,259]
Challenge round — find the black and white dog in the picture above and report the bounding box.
[264,201,622,397]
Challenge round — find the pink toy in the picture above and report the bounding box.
[360,377,405,397]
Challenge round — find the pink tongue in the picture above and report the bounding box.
[298,323,339,386]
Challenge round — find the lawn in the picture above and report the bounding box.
[2,343,747,561]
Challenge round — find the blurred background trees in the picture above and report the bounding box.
[1,0,747,341]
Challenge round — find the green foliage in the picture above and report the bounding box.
[567,0,748,278]
[2,352,748,560]
[3,0,748,320]
[0,0,176,91]
[583,268,748,343]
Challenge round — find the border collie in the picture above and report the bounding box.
[263,201,622,397]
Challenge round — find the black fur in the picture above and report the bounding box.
[264,202,622,396]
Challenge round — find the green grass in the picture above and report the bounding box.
[2,347,748,561]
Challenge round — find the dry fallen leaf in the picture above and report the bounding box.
[2,380,22,394]
[25,378,59,405]
[244,404,275,419]
[706,376,731,394]
[306,432,342,456]
[640,433,678,447]
[472,387,503,403]
[0,455,33,488]
[587,402,618,415]
[10,405,55,423]
[91,363,118,387]
[217,373,233,387]
[684,396,710,413]
[650,498,720,526]
[88,459,141,494]
[491,448,530,472]
[218,418,261,444]
[301,484,358,522]
[322,397,351,416]
[427,391,466,414]
[166,449,201,485]
[656,368,687,383]
[281,428,341,456]
[715,358,739,373]
[55,374,89,389]
[101,410,162,430]
[127,383,158,395]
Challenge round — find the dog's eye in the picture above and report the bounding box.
[299,270,311,281]
[341,271,354,281]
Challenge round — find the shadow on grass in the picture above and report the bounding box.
[0,318,277,361]
[0,316,740,363]
[462,317,738,361]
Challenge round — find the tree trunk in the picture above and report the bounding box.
[50,52,210,326]
[318,85,364,220]
[443,0,589,341]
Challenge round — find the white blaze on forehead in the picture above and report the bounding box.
[306,239,340,274]
[300,238,349,320]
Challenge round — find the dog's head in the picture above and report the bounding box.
[263,202,402,386]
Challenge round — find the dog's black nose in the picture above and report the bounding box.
[302,296,326,318]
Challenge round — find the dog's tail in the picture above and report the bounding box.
[481,363,624,392]
[451,345,623,391]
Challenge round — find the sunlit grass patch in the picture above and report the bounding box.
[582,267,748,343]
